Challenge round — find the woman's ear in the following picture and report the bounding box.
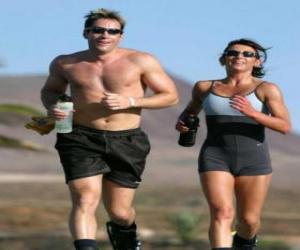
[254,59,262,68]
[219,56,225,66]
[83,30,88,39]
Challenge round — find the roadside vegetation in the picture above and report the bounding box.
[0,103,45,150]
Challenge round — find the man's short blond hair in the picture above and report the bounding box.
[84,8,126,31]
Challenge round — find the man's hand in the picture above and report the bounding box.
[47,105,70,120]
[102,92,135,110]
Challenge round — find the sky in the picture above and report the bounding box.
[0,0,299,133]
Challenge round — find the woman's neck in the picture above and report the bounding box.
[224,73,254,86]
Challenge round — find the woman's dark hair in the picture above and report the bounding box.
[219,38,269,78]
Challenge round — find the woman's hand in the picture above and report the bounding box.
[230,95,257,117]
[175,119,189,133]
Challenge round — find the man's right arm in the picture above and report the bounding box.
[41,56,69,109]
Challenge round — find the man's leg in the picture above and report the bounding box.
[103,179,141,250]
[68,175,102,250]
[200,171,235,249]
[233,174,272,249]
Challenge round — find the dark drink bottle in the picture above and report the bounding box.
[178,114,199,147]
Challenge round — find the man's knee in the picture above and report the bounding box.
[108,207,135,226]
[72,193,100,212]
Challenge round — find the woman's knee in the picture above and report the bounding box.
[211,205,235,222]
[238,214,260,229]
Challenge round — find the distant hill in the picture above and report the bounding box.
[1,75,300,190]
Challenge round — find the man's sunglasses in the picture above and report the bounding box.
[85,27,123,35]
[224,50,257,58]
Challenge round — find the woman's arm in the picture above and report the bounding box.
[230,82,291,134]
[176,81,211,132]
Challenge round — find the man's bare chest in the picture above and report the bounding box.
[64,63,142,91]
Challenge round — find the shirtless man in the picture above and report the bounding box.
[41,8,178,250]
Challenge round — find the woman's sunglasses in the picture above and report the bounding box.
[224,50,257,58]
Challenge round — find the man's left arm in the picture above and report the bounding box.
[134,53,179,109]
[102,53,179,110]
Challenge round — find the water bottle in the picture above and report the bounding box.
[55,95,73,133]
[178,114,199,147]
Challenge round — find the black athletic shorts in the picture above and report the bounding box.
[55,125,151,188]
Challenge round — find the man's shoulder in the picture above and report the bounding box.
[52,51,88,65]
[122,48,156,62]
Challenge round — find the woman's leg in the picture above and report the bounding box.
[200,171,235,248]
[234,174,272,246]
